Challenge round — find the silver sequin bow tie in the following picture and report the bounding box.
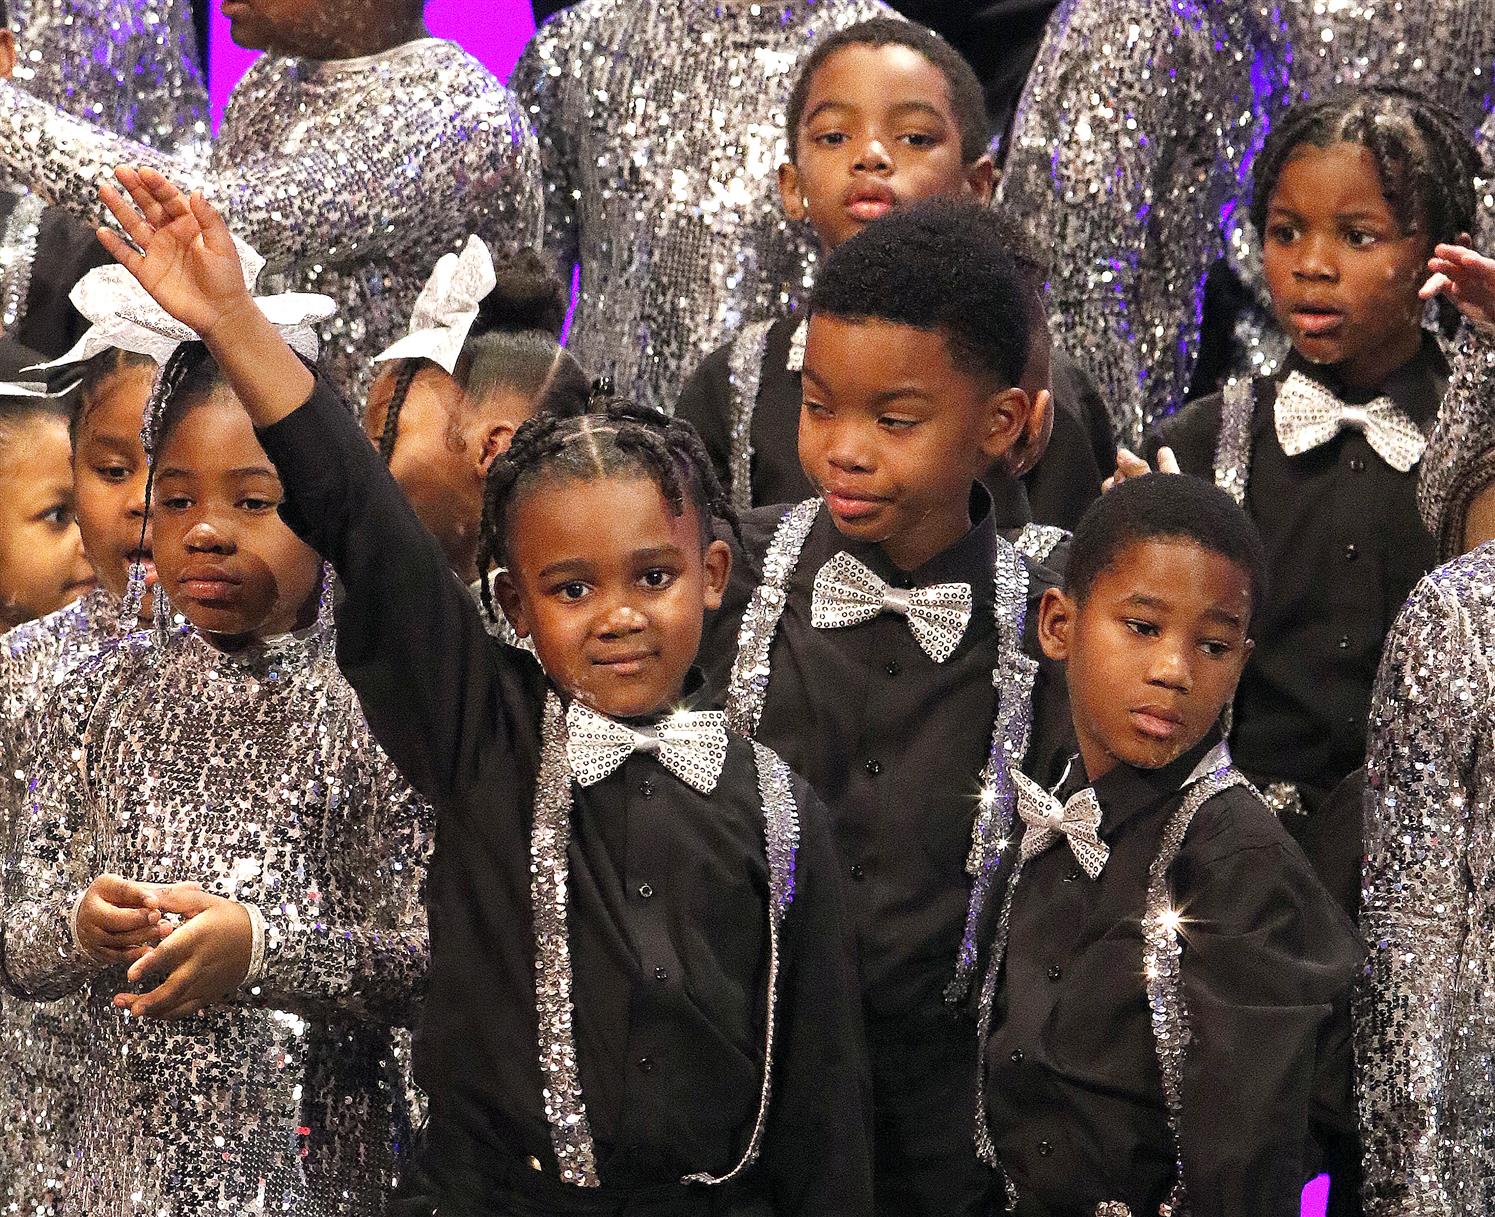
[565,701,728,794]
[1274,370,1426,473]
[811,551,973,664]
[1013,770,1110,879]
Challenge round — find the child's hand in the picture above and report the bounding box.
[74,874,174,964]
[1421,242,1495,331]
[1102,445,1179,493]
[96,165,257,344]
[114,888,253,1020]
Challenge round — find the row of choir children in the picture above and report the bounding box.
[0,14,1493,1217]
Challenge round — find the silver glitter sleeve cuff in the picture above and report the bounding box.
[242,902,268,988]
[67,885,93,959]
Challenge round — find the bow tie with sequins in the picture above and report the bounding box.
[1013,770,1110,878]
[1273,370,1427,473]
[565,701,728,794]
[810,551,973,664]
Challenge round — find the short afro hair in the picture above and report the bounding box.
[1066,475,1267,625]
[786,18,991,165]
[810,197,1035,389]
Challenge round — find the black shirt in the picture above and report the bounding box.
[0,190,110,360]
[676,314,1115,530]
[1149,341,1445,808]
[259,381,873,1214]
[984,738,1363,1217]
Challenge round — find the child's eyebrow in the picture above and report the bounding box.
[870,386,934,406]
[885,100,948,123]
[1202,606,1246,629]
[228,466,281,479]
[537,557,594,579]
[804,99,856,125]
[631,545,686,563]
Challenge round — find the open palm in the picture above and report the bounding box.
[1422,243,1495,332]
[98,166,254,338]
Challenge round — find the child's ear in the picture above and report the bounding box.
[1003,387,1054,478]
[778,160,809,224]
[493,570,530,639]
[980,386,1047,475]
[477,421,516,475]
[700,537,733,611]
[1037,586,1076,663]
[965,154,996,208]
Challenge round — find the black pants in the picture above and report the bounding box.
[867,1008,997,1217]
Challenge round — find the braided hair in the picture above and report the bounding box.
[473,399,741,624]
[70,348,156,448]
[376,249,588,463]
[1250,87,1483,252]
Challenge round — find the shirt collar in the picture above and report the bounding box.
[1056,729,1225,838]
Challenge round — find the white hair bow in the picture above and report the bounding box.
[373,235,497,374]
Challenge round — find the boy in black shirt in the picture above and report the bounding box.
[700,198,1072,1215]
[980,473,1361,1216]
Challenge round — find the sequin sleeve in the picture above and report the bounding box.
[254,723,432,1026]
[1417,327,1495,560]
[0,658,120,1001]
[1358,564,1494,1217]
[0,55,541,274]
[998,0,1240,445]
[509,24,582,282]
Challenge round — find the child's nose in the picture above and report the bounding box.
[854,138,891,173]
[1293,234,1339,281]
[597,600,647,636]
[184,520,233,554]
[825,422,875,472]
[1147,645,1193,691]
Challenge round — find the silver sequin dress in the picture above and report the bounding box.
[997,0,1251,445]
[1359,539,1495,1217]
[509,0,892,413]
[0,588,126,1215]
[9,0,207,152]
[2,615,431,1217]
[0,37,542,399]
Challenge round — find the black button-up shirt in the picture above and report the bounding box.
[1150,340,1445,807]
[260,381,873,1214]
[676,314,1115,529]
[984,738,1363,1217]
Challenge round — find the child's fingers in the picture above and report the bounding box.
[149,884,214,918]
[124,925,195,984]
[98,184,154,251]
[113,166,163,225]
[1420,270,1454,300]
[91,873,160,910]
[1155,447,1181,475]
[118,964,195,1019]
[189,193,239,258]
[134,166,192,222]
[95,225,143,273]
[90,901,161,934]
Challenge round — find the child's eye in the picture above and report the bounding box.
[40,504,74,527]
[1267,223,1299,244]
[1199,639,1233,658]
[1124,618,1160,638]
[901,131,937,148]
[1345,228,1378,248]
[814,131,848,147]
[93,463,130,483]
[878,416,919,432]
[159,495,192,511]
[639,568,677,590]
[556,581,590,602]
[803,400,831,418]
[239,497,278,512]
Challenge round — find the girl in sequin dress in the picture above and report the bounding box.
[1358,242,1495,1217]
[95,165,873,1216]
[1,326,432,1215]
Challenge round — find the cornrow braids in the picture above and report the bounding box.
[473,399,741,625]
[71,347,156,447]
[1251,86,1483,249]
[376,359,420,464]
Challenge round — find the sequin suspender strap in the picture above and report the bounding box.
[684,740,801,1185]
[1141,747,1247,1217]
[725,499,821,737]
[1213,378,1256,507]
[532,690,602,1186]
[949,542,1037,1002]
[725,319,776,513]
[532,691,803,1190]
[1013,523,1070,568]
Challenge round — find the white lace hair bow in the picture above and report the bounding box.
[34,235,335,370]
[373,235,497,375]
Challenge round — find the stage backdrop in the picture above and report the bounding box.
[208,2,537,126]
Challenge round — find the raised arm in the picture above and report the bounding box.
[1357,570,1489,1217]
[509,27,583,283]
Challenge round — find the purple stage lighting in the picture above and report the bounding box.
[208,1,538,127]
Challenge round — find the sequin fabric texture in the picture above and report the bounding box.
[997,0,1251,445]
[1359,546,1495,1217]
[2,614,431,1217]
[9,0,208,151]
[0,589,126,1215]
[1418,330,1495,560]
[510,0,892,413]
[0,38,542,400]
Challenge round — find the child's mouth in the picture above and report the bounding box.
[1129,708,1183,740]
[593,651,656,677]
[1291,308,1346,338]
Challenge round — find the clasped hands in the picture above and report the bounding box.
[74,873,254,1021]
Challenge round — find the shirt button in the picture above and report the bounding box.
[637,1056,656,1074]
[1349,456,1367,472]
[638,883,655,899]
[1343,543,1359,562]
[1047,964,1062,982]
[849,863,866,882]
[1338,635,1351,651]
[640,780,655,799]
[1010,1048,1024,1063]
[653,966,668,981]
[884,660,899,677]
[1063,868,1081,883]
[1038,1140,1053,1157]
[864,759,882,776]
